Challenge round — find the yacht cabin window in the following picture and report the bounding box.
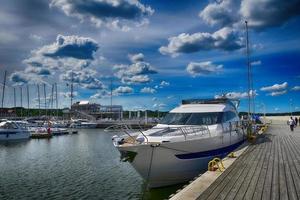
[159,111,238,125]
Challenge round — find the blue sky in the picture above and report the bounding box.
[0,0,300,112]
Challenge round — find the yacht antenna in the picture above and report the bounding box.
[110,78,113,117]
[245,21,252,119]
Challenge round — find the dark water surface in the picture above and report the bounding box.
[0,129,182,200]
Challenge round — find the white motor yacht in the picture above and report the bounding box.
[112,98,246,188]
[0,121,31,141]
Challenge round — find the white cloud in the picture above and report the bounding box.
[61,70,104,90]
[260,82,288,92]
[29,34,43,42]
[159,27,243,57]
[36,34,99,60]
[199,0,239,27]
[153,103,166,108]
[121,75,151,84]
[187,61,223,77]
[128,53,144,63]
[267,90,287,96]
[199,0,300,30]
[215,90,257,99]
[90,90,111,99]
[291,86,300,91]
[240,0,300,30]
[113,86,133,95]
[114,60,157,84]
[251,60,261,66]
[160,81,170,87]
[50,0,154,31]
[61,91,78,98]
[140,87,156,94]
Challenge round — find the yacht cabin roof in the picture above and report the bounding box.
[170,104,234,113]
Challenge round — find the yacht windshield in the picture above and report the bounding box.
[159,112,223,125]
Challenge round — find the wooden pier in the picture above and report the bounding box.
[171,123,300,200]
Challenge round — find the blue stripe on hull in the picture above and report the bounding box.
[175,140,245,159]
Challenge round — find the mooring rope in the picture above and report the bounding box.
[142,145,155,200]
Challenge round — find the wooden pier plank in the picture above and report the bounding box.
[194,124,300,200]
[251,134,274,200]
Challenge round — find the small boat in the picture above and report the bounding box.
[112,98,246,188]
[0,121,31,141]
[51,128,69,136]
[69,119,97,129]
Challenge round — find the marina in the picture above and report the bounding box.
[1,0,300,199]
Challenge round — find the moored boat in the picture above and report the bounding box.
[0,121,31,141]
[112,98,246,188]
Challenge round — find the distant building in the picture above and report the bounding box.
[71,101,101,113]
[71,101,123,120]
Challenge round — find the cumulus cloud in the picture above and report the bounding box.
[187,61,223,77]
[240,0,300,30]
[25,66,51,76]
[251,60,261,66]
[50,0,154,30]
[215,90,257,99]
[113,86,133,95]
[90,90,111,99]
[61,70,104,90]
[121,75,150,84]
[291,86,300,91]
[9,71,43,85]
[159,27,243,57]
[153,103,166,108]
[36,34,98,60]
[61,91,78,98]
[128,53,144,63]
[260,82,288,92]
[160,81,170,87]
[267,90,287,96]
[114,59,157,84]
[140,87,156,94]
[199,0,239,27]
[200,0,300,31]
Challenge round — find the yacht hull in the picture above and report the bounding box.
[0,131,30,141]
[117,132,245,188]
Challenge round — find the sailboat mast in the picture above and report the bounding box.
[70,72,74,108]
[51,84,54,117]
[44,83,47,118]
[27,85,30,117]
[55,83,58,118]
[37,84,41,117]
[1,70,7,110]
[14,87,16,116]
[20,86,23,118]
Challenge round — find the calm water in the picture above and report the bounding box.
[0,129,182,200]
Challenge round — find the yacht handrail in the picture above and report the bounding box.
[106,123,211,142]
